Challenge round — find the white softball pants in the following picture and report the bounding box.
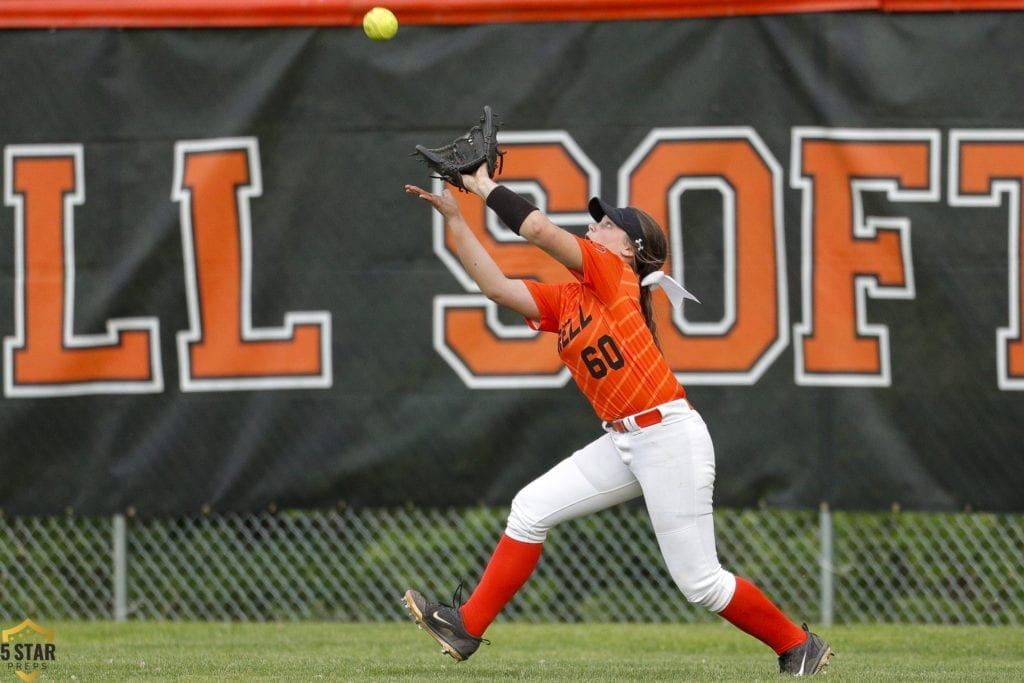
[504,398,737,613]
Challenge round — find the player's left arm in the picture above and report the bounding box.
[463,165,584,272]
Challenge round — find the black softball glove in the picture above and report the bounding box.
[414,105,505,191]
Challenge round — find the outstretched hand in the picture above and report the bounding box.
[404,184,462,220]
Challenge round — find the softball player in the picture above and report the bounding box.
[403,165,833,676]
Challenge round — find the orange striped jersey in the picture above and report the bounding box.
[524,236,685,421]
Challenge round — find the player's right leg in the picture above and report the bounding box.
[404,434,640,660]
[402,588,485,662]
[455,436,641,638]
[504,433,641,544]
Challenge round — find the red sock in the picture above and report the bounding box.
[717,576,807,654]
[459,534,543,637]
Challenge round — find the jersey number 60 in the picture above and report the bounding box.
[581,335,624,379]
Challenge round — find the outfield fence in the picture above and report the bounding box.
[1,506,1021,626]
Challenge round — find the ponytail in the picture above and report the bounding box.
[638,285,660,349]
[632,210,669,349]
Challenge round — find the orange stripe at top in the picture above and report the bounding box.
[0,0,1014,29]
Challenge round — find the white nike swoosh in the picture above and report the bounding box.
[796,651,807,676]
[431,610,454,627]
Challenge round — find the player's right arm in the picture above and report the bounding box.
[405,183,540,320]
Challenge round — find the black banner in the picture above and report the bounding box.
[1,13,1023,515]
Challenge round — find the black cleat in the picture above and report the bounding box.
[403,588,486,662]
[778,623,833,676]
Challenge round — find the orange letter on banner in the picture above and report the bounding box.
[435,133,596,388]
[951,132,1024,389]
[3,145,161,396]
[792,130,938,386]
[625,130,788,384]
[173,139,331,391]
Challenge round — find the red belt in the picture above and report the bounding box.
[606,408,663,433]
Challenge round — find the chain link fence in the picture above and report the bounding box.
[2,506,1021,625]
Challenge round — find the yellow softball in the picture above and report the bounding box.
[363,7,398,41]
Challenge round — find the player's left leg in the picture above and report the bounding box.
[620,405,830,674]
[616,406,737,610]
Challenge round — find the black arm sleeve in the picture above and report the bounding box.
[485,186,538,235]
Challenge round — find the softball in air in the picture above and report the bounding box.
[363,7,399,41]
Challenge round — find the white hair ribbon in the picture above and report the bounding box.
[641,270,700,307]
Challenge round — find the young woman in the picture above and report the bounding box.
[403,165,833,676]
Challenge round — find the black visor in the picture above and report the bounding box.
[588,197,644,244]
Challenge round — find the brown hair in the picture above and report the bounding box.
[630,209,669,348]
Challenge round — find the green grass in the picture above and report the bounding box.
[27,621,1023,681]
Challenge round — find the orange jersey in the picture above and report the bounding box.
[524,236,685,421]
